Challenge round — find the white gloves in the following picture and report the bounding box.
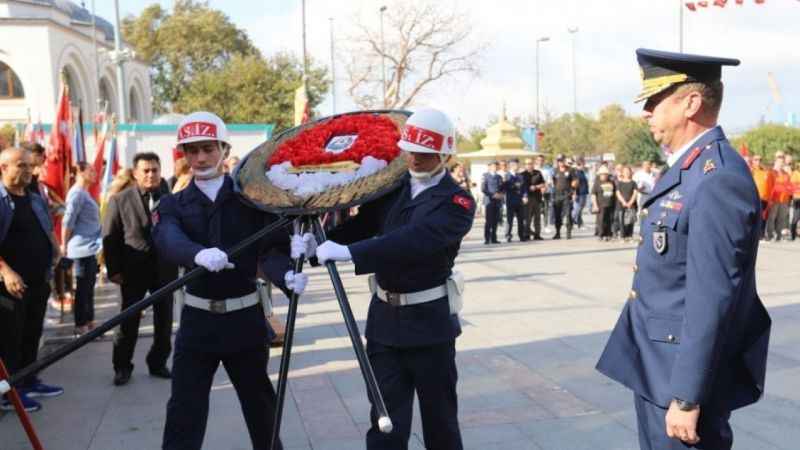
[285,270,308,295]
[194,248,235,272]
[290,233,318,259]
[316,241,352,264]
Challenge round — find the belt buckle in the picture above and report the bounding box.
[209,300,227,314]
[385,292,402,307]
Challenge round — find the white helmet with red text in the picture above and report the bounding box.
[176,111,231,150]
[398,108,457,155]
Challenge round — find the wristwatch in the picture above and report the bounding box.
[673,398,699,411]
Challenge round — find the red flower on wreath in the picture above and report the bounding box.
[267,113,401,167]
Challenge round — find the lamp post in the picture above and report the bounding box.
[535,36,550,125]
[567,27,579,115]
[111,0,134,123]
[330,17,336,114]
[679,0,684,52]
[379,6,387,108]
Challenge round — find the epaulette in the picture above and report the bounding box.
[681,144,712,170]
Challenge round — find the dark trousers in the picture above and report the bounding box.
[634,395,732,450]
[543,193,552,226]
[484,201,500,243]
[618,207,636,238]
[53,259,73,298]
[505,203,526,241]
[791,199,800,240]
[0,282,50,387]
[766,202,790,240]
[163,306,282,450]
[552,196,573,233]
[366,340,462,450]
[599,206,615,237]
[73,256,97,327]
[526,198,542,238]
[759,200,769,238]
[112,272,175,371]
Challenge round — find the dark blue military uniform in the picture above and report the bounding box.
[481,171,503,244]
[596,127,771,449]
[328,172,474,450]
[503,171,527,242]
[153,176,292,450]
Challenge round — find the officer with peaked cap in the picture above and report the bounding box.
[300,108,474,450]
[153,111,309,450]
[596,49,771,450]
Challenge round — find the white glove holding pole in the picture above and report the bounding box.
[290,233,317,259]
[316,241,352,264]
[284,271,308,295]
[194,248,235,272]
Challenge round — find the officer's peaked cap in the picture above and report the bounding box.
[635,48,739,103]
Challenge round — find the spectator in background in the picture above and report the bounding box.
[750,154,774,240]
[766,155,792,242]
[572,159,589,229]
[521,158,545,240]
[224,155,241,174]
[62,162,102,335]
[615,165,638,242]
[790,161,800,241]
[481,161,503,245]
[450,163,472,192]
[633,160,656,207]
[503,159,527,242]
[534,155,552,235]
[169,157,192,193]
[0,147,64,413]
[592,165,616,241]
[103,153,178,386]
[107,169,135,197]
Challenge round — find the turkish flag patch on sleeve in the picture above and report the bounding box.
[151,210,160,226]
[452,195,473,211]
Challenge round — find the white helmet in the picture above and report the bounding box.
[176,111,230,149]
[398,108,457,155]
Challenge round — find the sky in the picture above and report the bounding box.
[94,0,800,135]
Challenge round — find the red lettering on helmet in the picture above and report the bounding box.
[452,195,473,211]
[179,122,218,140]
[402,125,444,151]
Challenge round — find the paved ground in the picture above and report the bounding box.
[2,217,799,450]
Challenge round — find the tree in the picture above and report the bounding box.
[177,53,329,131]
[0,124,14,150]
[538,113,596,159]
[122,0,259,114]
[344,1,485,109]
[456,126,487,153]
[617,121,662,165]
[731,124,800,161]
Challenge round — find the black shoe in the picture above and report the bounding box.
[506,237,512,243]
[114,368,132,386]
[533,235,544,241]
[566,231,572,239]
[148,366,172,379]
[484,240,491,245]
[491,239,500,244]
[553,234,561,240]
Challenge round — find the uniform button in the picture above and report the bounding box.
[642,208,649,216]
[629,290,638,300]
[632,264,639,273]
[667,334,676,343]
[657,220,663,227]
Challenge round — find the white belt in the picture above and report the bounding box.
[375,284,447,307]
[185,292,259,314]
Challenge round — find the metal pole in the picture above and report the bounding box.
[568,28,578,115]
[329,17,336,115]
[535,40,540,125]
[113,0,127,124]
[379,6,387,108]
[679,0,684,52]
[90,0,101,119]
[301,0,309,96]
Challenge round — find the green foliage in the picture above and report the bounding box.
[538,113,595,158]
[0,124,15,149]
[457,126,487,153]
[177,53,329,131]
[618,121,662,165]
[731,124,800,161]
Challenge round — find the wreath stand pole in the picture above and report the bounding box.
[270,215,393,450]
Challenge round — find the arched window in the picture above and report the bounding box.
[99,78,116,116]
[129,88,141,123]
[0,62,25,99]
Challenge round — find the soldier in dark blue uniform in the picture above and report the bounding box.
[153,112,308,450]
[481,161,503,244]
[503,159,527,242]
[301,109,473,450]
[596,50,771,450]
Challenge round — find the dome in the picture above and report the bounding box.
[32,0,115,41]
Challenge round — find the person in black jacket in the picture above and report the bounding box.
[481,161,503,244]
[102,152,179,386]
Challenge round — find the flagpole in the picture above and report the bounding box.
[679,0,684,52]
[91,0,101,119]
[302,0,309,92]
[329,17,336,115]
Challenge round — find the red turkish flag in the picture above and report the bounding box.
[698,1,709,6]
[735,0,744,4]
[740,143,750,157]
[714,0,727,7]
[42,79,72,203]
[754,0,765,4]
[686,2,697,11]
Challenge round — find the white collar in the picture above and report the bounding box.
[409,170,446,199]
[667,127,716,167]
[195,175,225,202]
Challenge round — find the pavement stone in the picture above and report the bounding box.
[1,216,798,449]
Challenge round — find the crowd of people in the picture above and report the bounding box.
[748,151,800,241]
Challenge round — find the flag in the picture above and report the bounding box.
[72,108,86,164]
[686,2,698,11]
[754,0,765,4]
[23,110,34,143]
[698,1,709,7]
[740,143,749,156]
[88,116,110,201]
[735,0,744,4]
[100,130,120,202]
[42,77,72,204]
[294,83,310,126]
[714,0,727,7]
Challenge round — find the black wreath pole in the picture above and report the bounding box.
[270,218,308,450]
[311,216,393,434]
[5,216,292,388]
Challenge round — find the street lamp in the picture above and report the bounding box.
[379,6,387,108]
[568,27,579,115]
[329,18,336,115]
[535,36,550,126]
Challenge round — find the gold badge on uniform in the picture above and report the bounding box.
[703,159,716,174]
[653,230,667,254]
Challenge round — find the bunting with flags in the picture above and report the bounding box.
[42,77,72,204]
[686,0,773,10]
